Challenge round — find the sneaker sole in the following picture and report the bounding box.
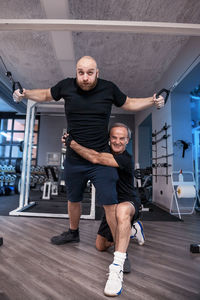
[123,269,131,274]
[51,238,80,245]
[104,288,122,297]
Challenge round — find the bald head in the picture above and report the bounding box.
[76,56,99,91]
[76,56,98,69]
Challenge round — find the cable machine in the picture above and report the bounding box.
[9,100,96,219]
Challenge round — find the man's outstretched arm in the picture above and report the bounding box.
[121,94,164,111]
[13,88,53,103]
[70,140,119,167]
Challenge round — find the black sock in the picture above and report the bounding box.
[69,228,79,235]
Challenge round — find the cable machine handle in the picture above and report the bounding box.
[156,88,170,103]
[13,81,23,94]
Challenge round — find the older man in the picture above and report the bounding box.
[69,123,145,297]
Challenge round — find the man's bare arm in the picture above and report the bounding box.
[70,140,119,167]
[121,94,164,111]
[13,88,53,103]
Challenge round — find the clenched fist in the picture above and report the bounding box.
[13,89,26,103]
[153,93,165,109]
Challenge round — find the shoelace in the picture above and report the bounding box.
[107,269,123,282]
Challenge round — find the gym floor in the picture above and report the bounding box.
[0,213,200,300]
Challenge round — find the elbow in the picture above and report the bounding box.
[44,88,53,102]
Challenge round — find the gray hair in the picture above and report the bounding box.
[109,123,131,139]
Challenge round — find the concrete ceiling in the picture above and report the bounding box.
[0,0,200,114]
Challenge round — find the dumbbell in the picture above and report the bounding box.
[38,176,45,184]
[0,175,5,182]
[32,175,39,184]
[4,175,11,182]
[190,244,200,253]
[31,166,35,173]
[40,166,45,173]
[34,166,40,173]
[14,176,21,194]
[1,165,8,172]
[15,158,22,173]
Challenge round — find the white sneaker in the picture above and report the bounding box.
[104,264,123,297]
[130,221,145,246]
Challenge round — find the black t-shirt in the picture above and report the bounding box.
[113,150,140,204]
[51,78,126,154]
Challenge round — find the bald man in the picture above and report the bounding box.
[13,56,164,249]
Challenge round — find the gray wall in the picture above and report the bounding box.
[37,115,67,166]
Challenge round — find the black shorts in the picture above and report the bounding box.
[97,200,140,242]
[64,156,119,206]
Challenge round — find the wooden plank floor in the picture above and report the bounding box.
[0,214,200,300]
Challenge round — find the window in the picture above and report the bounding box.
[0,115,40,166]
[13,119,25,131]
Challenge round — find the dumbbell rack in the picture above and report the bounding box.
[30,166,47,187]
[152,123,173,184]
[0,161,22,195]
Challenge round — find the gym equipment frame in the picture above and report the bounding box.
[170,171,199,219]
[9,100,96,219]
[0,19,200,36]
[152,123,173,184]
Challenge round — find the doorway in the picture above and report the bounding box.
[138,114,152,169]
[138,114,152,203]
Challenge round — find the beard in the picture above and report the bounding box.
[76,74,98,91]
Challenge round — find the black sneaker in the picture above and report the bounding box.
[51,229,80,245]
[123,253,131,273]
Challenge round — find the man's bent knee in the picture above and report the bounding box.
[116,202,135,223]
